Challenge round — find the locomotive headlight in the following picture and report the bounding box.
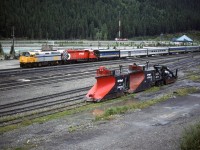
[67,53,71,60]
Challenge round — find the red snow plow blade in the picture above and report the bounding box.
[86,76,115,102]
[86,66,115,102]
[128,64,145,93]
[128,72,145,93]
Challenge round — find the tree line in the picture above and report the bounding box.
[0,0,200,40]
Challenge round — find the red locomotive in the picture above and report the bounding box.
[62,49,97,63]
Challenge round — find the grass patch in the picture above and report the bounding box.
[188,75,200,82]
[95,94,172,121]
[6,142,37,150]
[0,124,19,134]
[186,66,200,82]
[14,145,36,150]
[0,104,96,133]
[68,125,78,133]
[95,87,199,121]
[175,87,198,96]
[180,122,200,150]
[145,86,161,93]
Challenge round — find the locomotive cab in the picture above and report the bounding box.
[20,52,37,67]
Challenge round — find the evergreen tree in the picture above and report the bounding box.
[0,0,199,39]
[0,43,4,56]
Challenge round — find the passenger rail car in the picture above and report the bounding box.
[168,46,200,54]
[169,46,187,54]
[186,46,200,52]
[120,48,148,57]
[147,47,169,56]
[19,46,200,68]
[93,49,120,60]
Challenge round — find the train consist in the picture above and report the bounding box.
[19,46,200,67]
[86,62,178,102]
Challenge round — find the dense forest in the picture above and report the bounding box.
[0,0,200,40]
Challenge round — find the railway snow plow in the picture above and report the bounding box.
[86,62,178,102]
[86,66,127,102]
[128,64,155,93]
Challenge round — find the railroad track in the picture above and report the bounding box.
[0,86,91,126]
[0,100,88,127]
[0,53,197,77]
[0,54,195,91]
[0,56,199,127]
[1,71,199,127]
[0,70,95,91]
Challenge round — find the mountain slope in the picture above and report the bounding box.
[0,0,200,39]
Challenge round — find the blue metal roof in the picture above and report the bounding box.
[175,35,193,42]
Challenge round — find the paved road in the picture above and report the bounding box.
[0,60,19,69]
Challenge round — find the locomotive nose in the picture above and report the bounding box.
[63,51,70,60]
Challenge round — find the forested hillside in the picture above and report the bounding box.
[0,0,200,40]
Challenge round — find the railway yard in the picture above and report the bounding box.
[0,52,200,149]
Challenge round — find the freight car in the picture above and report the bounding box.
[19,46,200,68]
[86,62,178,102]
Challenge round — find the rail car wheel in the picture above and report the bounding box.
[155,80,164,86]
[38,63,42,67]
[20,64,24,68]
[57,61,61,65]
[26,63,31,68]
[33,63,37,67]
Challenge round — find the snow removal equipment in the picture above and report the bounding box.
[86,62,178,102]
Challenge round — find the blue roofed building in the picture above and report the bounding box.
[172,35,193,45]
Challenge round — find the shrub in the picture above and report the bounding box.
[180,122,200,150]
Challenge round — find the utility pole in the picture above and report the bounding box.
[118,11,121,48]
[11,26,15,50]
[118,11,121,39]
[98,29,99,50]
[10,26,15,59]
[46,32,48,44]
